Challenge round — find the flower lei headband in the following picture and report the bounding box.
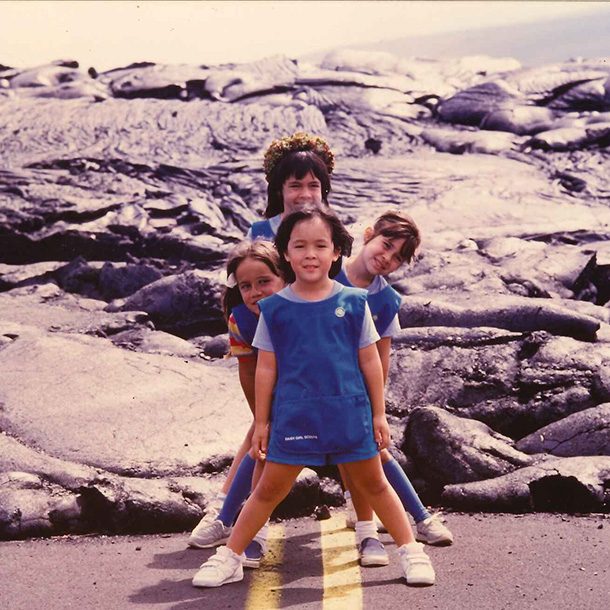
[263,132,335,182]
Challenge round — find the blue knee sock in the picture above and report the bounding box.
[217,454,256,527]
[383,458,430,523]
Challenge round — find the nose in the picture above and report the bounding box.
[297,189,312,202]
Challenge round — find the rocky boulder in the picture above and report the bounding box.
[516,403,610,457]
[402,407,533,490]
[442,456,610,512]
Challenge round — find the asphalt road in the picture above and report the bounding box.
[1,512,609,610]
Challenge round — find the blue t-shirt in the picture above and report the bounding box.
[253,282,379,352]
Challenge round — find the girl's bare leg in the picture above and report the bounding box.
[343,455,415,546]
[227,461,302,554]
[251,455,265,491]
[220,423,255,493]
[338,463,374,521]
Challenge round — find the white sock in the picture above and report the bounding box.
[355,520,379,545]
[399,541,425,555]
[221,546,243,562]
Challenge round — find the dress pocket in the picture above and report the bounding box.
[273,394,372,454]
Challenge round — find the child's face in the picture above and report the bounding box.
[362,233,407,276]
[281,171,323,216]
[285,217,339,284]
[235,258,284,315]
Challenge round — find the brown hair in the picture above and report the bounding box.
[222,240,282,320]
[367,211,421,263]
[265,151,331,218]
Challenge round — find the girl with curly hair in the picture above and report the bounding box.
[247,132,334,240]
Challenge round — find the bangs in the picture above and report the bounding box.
[278,152,327,182]
[379,226,420,262]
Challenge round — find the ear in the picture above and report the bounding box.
[332,247,340,262]
[363,226,374,243]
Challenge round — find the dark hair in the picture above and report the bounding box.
[367,211,421,263]
[265,151,331,218]
[275,207,353,283]
[221,239,282,321]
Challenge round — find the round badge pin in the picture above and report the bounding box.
[335,306,346,318]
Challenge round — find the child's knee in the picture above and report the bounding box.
[353,473,389,497]
[253,478,290,504]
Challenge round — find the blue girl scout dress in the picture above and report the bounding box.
[257,285,380,466]
[334,267,402,336]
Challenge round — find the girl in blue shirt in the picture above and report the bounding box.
[335,211,453,565]
[247,132,333,240]
[193,207,435,588]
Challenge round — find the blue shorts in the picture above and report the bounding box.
[266,445,379,467]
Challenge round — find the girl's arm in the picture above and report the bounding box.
[376,337,392,385]
[237,356,257,415]
[252,349,277,458]
[358,343,390,449]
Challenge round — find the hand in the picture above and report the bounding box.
[252,422,269,461]
[373,415,391,451]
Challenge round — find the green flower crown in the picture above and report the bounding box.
[263,132,335,181]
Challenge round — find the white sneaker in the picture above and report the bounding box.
[192,546,244,588]
[416,514,454,546]
[188,519,232,549]
[398,542,435,586]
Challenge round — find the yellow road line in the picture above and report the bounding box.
[245,523,285,610]
[321,514,363,610]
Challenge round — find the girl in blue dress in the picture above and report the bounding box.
[192,207,436,588]
[189,132,334,559]
[335,211,453,566]
[247,132,334,240]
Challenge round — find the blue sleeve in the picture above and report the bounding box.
[359,302,381,348]
[252,312,275,352]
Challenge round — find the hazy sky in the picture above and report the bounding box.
[1,1,607,70]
